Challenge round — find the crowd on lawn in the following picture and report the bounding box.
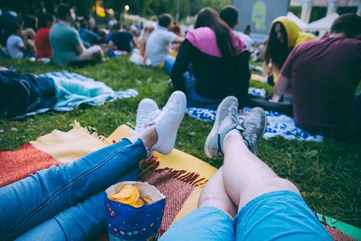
[1,4,360,138]
[0,3,361,241]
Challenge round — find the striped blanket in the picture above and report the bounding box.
[16,71,138,118]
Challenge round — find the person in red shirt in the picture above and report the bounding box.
[35,13,54,59]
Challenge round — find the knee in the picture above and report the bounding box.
[198,188,236,217]
[268,177,300,194]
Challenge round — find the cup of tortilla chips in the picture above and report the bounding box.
[105,181,166,241]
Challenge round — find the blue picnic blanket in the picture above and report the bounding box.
[186,88,323,142]
[16,71,138,118]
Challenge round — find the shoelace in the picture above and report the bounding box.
[234,110,257,151]
[230,106,245,132]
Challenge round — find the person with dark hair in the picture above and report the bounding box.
[271,13,361,138]
[6,19,26,59]
[264,17,315,83]
[145,13,183,66]
[0,9,18,46]
[35,13,55,59]
[23,15,38,30]
[50,4,103,66]
[79,18,101,47]
[171,8,250,109]
[107,21,136,53]
[220,6,254,49]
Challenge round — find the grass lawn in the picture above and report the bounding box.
[0,57,361,228]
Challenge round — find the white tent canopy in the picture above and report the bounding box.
[286,12,308,30]
[305,13,339,32]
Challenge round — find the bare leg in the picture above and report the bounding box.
[130,126,158,149]
[222,130,299,210]
[198,168,237,217]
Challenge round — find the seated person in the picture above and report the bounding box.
[79,18,101,47]
[220,6,254,50]
[6,20,26,59]
[0,9,18,46]
[264,16,315,83]
[145,14,183,67]
[138,24,155,57]
[35,13,54,59]
[108,23,136,53]
[50,4,103,66]
[0,93,331,241]
[171,8,250,109]
[272,14,361,139]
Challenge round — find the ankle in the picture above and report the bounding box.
[132,126,158,149]
[223,130,250,154]
[223,129,242,147]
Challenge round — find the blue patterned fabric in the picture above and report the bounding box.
[186,88,323,142]
[16,71,138,118]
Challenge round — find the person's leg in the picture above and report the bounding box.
[79,45,104,62]
[204,96,331,241]
[205,96,297,206]
[198,168,237,217]
[15,169,139,241]
[222,130,299,209]
[185,76,221,110]
[163,55,175,75]
[224,134,331,241]
[0,136,148,241]
[0,91,187,241]
[14,193,105,241]
[160,168,235,241]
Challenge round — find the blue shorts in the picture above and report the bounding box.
[160,191,332,241]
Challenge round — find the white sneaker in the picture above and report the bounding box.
[135,98,160,132]
[204,96,239,158]
[153,91,187,154]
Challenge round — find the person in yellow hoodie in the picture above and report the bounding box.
[264,16,316,83]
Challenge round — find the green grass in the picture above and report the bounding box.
[0,58,361,228]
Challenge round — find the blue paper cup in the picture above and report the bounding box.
[105,181,166,241]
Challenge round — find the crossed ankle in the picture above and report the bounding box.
[223,129,243,146]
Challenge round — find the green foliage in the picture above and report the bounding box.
[0,58,361,228]
[2,0,232,20]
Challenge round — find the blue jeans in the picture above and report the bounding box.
[0,139,147,241]
[164,56,221,110]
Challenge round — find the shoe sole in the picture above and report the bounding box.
[204,96,238,158]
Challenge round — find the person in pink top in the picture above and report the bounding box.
[170,8,250,109]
